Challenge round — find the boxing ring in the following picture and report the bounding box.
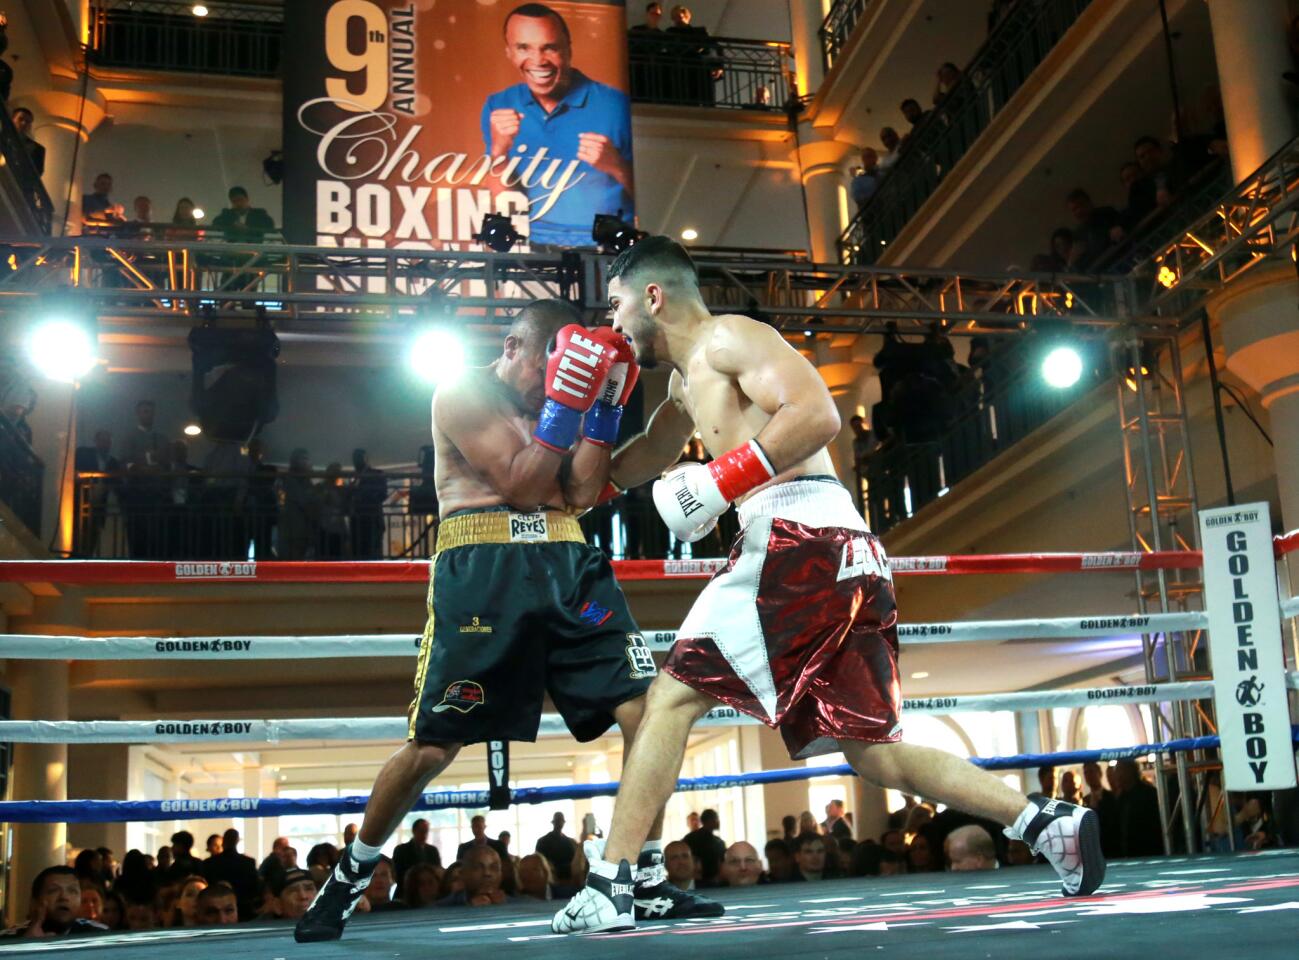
[0,516,1296,955]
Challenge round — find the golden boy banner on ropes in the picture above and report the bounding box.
[283,0,635,251]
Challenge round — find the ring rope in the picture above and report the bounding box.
[2,729,1296,825]
[0,610,1214,661]
[0,681,1219,745]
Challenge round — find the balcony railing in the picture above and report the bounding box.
[839,0,1095,265]
[860,336,1109,535]
[89,0,284,77]
[0,106,55,236]
[629,34,792,111]
[73,469,737,561]
[0,416,43,539]
[819,0,874,73]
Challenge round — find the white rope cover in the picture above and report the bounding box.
[1282,595,1299,619]
[0,610,1210,660]
[0,681,1215,744]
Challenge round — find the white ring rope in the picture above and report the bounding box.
[0,611,1212,660]
[0,681,1216,744]
[1282,595,1299,619]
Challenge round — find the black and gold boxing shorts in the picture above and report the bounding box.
[408,506,656,745]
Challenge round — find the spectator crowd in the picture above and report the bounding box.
[11,758,1282,938]
[73,399,439,562]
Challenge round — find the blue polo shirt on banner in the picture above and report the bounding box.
[481,69,634,247]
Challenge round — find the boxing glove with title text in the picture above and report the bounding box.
[533,325,618,453]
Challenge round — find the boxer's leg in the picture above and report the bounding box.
[357,739,461,849]
[605,673,716,864]
[842,740,1024,823]
[613,696,666,843]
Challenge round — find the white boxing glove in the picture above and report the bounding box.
[652,462,728,543]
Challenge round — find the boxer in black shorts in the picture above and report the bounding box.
[295,300,720,944]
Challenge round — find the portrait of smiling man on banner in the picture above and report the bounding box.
[483,2,635,247]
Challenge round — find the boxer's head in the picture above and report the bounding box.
[504,4,573,104]
[500,298,581,412]
[606,235,703,370]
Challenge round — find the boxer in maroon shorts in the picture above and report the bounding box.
[553,237,1106,934]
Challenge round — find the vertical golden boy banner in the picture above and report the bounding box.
[284,0,634,251]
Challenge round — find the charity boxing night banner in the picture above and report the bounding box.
[283,0,635,251]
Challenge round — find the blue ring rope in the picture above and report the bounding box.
[3,730,1295,824]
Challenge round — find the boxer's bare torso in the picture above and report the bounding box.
[613,313,837,503]
[432,367,568,517]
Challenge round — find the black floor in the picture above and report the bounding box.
[5,850,1298,958]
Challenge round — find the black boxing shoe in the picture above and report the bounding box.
[633,849,725,921]
[551,843,636,934]
[294,844,376,942]
[1006,794,1106,897]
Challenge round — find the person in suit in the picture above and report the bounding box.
[74,430,122,556]
[211,186,276,243]
[201,829,261,920]
[821,799,852,841]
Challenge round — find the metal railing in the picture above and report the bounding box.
[88,0,284,77]
[860,337,1109,535]
[0,238,1133,337]
[839,0,1095,265]
[0,106,55,236]
[819,0,875,73]
[73,469,738,562]
[0,416,43,539]
[629,33,792,111]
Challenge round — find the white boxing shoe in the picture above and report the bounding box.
[1007,793,1106,896]
[551,841,636,934]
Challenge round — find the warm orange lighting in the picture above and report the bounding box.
[1124,364,1151,392]
[1157,266,1177,289]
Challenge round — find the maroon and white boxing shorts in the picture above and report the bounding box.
[662,476,901,760]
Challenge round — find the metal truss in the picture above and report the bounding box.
[0,237,1134,341]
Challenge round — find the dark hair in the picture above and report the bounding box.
[31,866,77,901]
[939,61,959,72]
[12,106,32,120]
[511,298,581,352]
[1050,227,1073,245]
[764,838,790,856]
[607,234,699,288]
[797,833,826,852]
[1134,135,1161,151]
[1065,188,1090,205]
[170,830,194,850]
[196,881,236,905]
[504,3,571,42]
[206,833,221,847]
[228,186,249,199]
[73,848,101,876]
[900,98,921,110]
[306,843,339,869]
[100,890,127,930]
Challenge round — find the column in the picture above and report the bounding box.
[67,744,129,860]
[1206,0,1296,183]
[25,77,108,235]
[793,127,858,263]
[788,0,829,96]
[1206,264,1299,530]
[7,661,69,927]
[24,379,77,553]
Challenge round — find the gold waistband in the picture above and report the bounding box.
[435,510,585,552]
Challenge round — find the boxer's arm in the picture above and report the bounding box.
[561,441,612,510]
[707,318,841,470]
[608,373,696,489]
[434,387,561,511]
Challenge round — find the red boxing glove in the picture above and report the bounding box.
[546,324,615,412]
[589,327,640,408]
[534,325,617,452]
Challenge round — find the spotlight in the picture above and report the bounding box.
[192,207,206,221]
[27,317,97,383]
[1157,265,1177,289]
[475,213,522,253]
[408,327,466,385]
[1041,346,1083,389]
[183,423,202,437]
[680,228,698,242]
[192,3,209,15]
[592,214,645,254]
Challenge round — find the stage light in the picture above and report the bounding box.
[475,213,522,253]
[183,423,202,437]
[408,327,466,385]
[1157,265,1177,289]
[1041,345,1083,389]
[27,319,97,383]
[192,4,209,16]
[681,228,698,242]
[592,214,645,254]
[192,207,206,221]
